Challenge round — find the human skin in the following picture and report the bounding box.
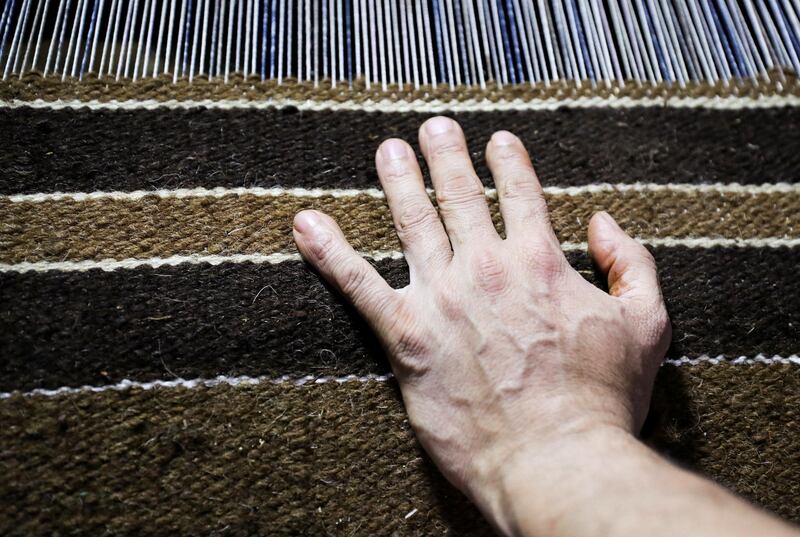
[292,116,798,537]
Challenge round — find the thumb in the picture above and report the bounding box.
[587,211,662,308]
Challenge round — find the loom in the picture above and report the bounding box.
[0,1,798,535]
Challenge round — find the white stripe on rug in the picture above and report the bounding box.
[1,237,798,273]
[3,94,800,114]
[1,355,797,399]
[5,182,799,203]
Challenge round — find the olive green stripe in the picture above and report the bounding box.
[2,73,798,104]
[2,189,797,263]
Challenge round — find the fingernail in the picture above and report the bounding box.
[294,210,324,236]
[425,116,454,135]
[381,139,408,161]
[491,130,517,146]
[596,211,620,230]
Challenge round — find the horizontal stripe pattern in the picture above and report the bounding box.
[2,55,798,536]
[1,364,797,535]
[3,106,800,196]
[2,248,798,392]
[2,189,798,264]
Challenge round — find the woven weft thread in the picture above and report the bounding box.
[1,365,798,534]
[0,88,798,534]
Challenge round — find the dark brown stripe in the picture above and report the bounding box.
[2,190,797,263]
[2,105,800,195]
[0,364,797,535]
[1,247,797,392]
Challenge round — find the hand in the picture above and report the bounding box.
[292,116,671,532]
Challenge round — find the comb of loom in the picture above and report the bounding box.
[0,0,798,98]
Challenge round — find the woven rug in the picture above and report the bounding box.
[1,77,799,535]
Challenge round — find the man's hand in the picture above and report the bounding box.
[292,117,796,537]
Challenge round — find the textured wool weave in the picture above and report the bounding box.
[3,189,798,263]
[2,247,799,392]
[1,74,800,536]
[0,365,798,535]
[4,105,800,193]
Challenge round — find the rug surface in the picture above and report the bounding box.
[1,76,799,535]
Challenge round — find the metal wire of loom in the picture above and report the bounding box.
[0,0,798,90]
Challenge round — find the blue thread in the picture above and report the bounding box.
[79,0,101,77]
[269,0,277,78]
[0,0,16,67]
[453,0,470,85]
[209,0,219,78]
[708,0,740,78]
[666,0,694,80]
[770,0,800,62]
[567,0,593,81]
[641,1,669,82]
[504,0,524,83]
[323,0,329,80]
[0,0,11,41]
[182,0,194,76]
[261,0,268,79]
[432,0,447,84]
[55,0,74,73]
[345,0,352,83]
[552,1,574,80]
[714,0,747,77]
[496,0,517,84]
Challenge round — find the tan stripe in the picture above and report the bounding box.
[1,189,798,263]
[2,71,797,104]
[0,364,797,534]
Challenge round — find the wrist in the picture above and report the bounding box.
[475,423,637,537]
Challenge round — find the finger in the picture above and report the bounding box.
[293,209,401,331]
[418,116,498,248]
[375,138,452,277]
[485,130,556,244]
[587,211,662,308]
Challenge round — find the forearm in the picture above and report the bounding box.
[485,426,795,537]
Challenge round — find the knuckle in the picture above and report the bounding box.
[614,247,659,294]
[530,192,551,213]
[307,230,338,262]
[435,174,484,207]
[431,139,467,159]
[472,249,508,295]
[521,196,553,227]
[380,163,416,185]
[494,145,527,163]
[435,289,466,320]
[387,317,432,377]
[396,200,440,238]
[501,176,543,202]
[394,328,431,363]
[526,240,567,280]
[339,260,369,297]
[538,256,566,282]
